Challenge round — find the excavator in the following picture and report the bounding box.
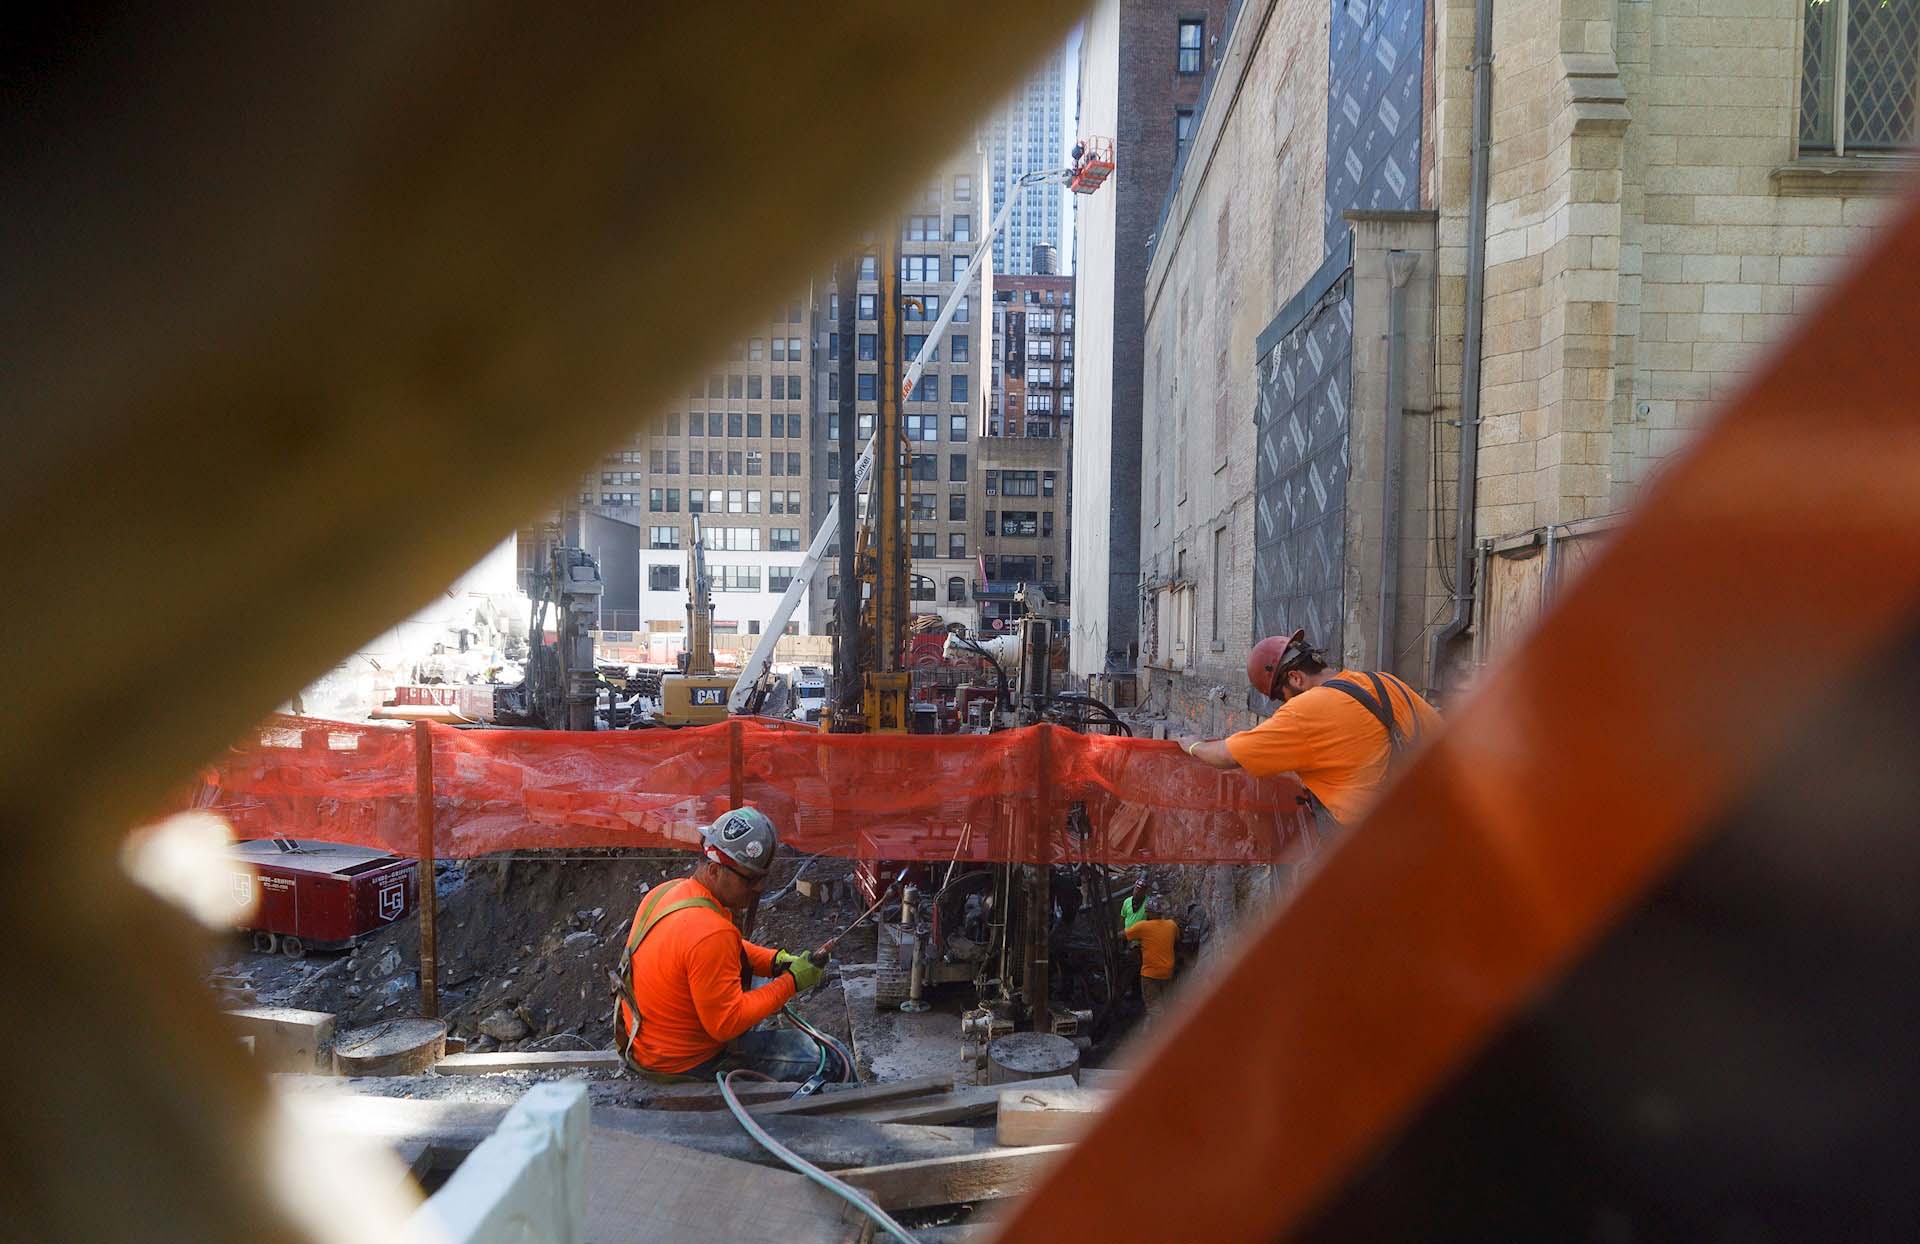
[655,514,734,727]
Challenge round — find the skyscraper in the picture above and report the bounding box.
[985,46,1067,277]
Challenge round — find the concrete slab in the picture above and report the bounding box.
[840,971,977,1087]
[226,1006,336,1074]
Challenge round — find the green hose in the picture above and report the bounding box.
[718,1069,920,1244]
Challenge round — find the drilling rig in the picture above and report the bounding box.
[655,515,735,727]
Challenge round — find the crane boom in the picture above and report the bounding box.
[729,167,1073,713]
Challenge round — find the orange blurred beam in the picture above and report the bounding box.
[1002,185,1920,1242]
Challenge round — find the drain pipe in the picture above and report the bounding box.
[1426,0,1496,699]
[1377,250,1420,674]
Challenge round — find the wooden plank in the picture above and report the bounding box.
[624,1081,806,1111]
[587,1128,862,1244]
[1076,1067,1134,1091]
[837,1145,1070,1212]
[592,1104,980,1171]
[433,1050,621,1076]
[850,1075,1078,1126]
[750,1073,954,1117]
[995,1087,1110,1146]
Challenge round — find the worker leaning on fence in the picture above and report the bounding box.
[613,807,828,1081]
[1176,628,1441,834]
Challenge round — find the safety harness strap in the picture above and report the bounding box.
[611,884,724,1075]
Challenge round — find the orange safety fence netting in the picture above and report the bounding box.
[190,715,1314,865]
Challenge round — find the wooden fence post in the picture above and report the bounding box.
[414,719,439,1019]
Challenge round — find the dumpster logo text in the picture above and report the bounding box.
[378,880,405,922]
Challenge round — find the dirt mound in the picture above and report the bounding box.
[214,851,872,1053]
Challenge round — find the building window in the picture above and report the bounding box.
[906,215,941,242]
[954,174,973,201]
[910,491,936,521]
[952,255,969,282]
[748,338,765,361]
[708,374,724,398]
[716,566,762,592]
[1801,0,1920,153]
[949,413,969,441]
[954,296,971,323]
[910,575,936,602]
[858,333,877,361]
[911,533,937,560]
[912,453,937,481]
[727,488,744,513]
[771,527,802,551]
[905,412,938,441]
[769,567,796,593]
[912,375,939,402]
[859,255,878,280]
[666,488,680,512]
[770,375,786,401]
[728,412,744,437]
[1002,511,1039,537]
[648,564,681,592]
[666,450,681,475]
[1042,471,1057,497]
[950,374,970,403]
[703,526,762,551]
[949,493,967,521]
[727,451,743,476]
[708,450,724,474]
[827,451,840,480]
[602,491,641,506]
[649,526,680,550]
[747,449,763,475]
[1002,470,1039,497]
[747,375,763,399]
[949,453,968,481]
[747,412,762,437]
[858,292,877,319]
[857,373,878,401]
[951,214,972,243]
[770,453,785,477]
[727,374,743,399]
[903,295,940,322]
[951,335,970,363]
[1176,108,1196,158]
[1177,18,1204,72]
[947,576,967,604]
[1042,511,1054,537]
[826,575,839,600]
[984,469,997,495]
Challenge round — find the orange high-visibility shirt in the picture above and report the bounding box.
[620,876,794,1073]
[1222,670,1441,826]
[1124,918,1177,981]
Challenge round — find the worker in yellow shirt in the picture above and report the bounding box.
[1176,628,1441,834]
[1123,895,1177,1021]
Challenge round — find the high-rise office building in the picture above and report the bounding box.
[985,46,1068,277]
[575,300,817,645]
[809,145,993,634]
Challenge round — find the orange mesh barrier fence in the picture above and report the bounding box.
[193,714,1313,864]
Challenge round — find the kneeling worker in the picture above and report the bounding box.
[614,807,829,1081]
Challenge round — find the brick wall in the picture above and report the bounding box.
[1140,0,1330,718]
[1430,0,1901,677]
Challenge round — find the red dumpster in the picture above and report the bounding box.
[230,839,419,958]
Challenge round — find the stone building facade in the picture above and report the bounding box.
[1135,0,1908,733]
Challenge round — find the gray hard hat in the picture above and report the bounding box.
[701,806,781,879]
[1146,894,1171,919]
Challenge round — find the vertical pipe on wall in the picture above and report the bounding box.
[1378,250,1420,674]
[1426,0,1496,699]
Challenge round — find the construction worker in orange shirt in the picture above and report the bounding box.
[612,807,836,1082]
[1176,628,1441,835]
[1123,894,1178,1021]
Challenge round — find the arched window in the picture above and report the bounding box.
[947,576,966,604]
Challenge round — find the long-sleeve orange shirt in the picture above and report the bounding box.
[621,876,795,1073]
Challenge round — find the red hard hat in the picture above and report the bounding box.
[1247,628,1309,699]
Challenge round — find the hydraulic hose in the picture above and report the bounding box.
[718,1069,921,1244]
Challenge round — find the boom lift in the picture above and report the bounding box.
[656,515,734,727]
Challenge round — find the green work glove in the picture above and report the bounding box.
[782,949,828,992]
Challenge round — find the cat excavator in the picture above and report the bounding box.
[655,515,734,726]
